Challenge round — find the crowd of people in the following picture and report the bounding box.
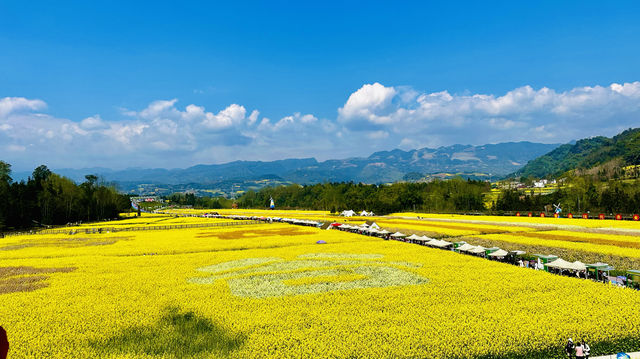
[565,338,591,359]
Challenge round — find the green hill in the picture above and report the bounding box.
[512,127,640,179]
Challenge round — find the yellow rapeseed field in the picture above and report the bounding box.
[391,212,640,230]
[2,213,640,358]
[475,231,640,259]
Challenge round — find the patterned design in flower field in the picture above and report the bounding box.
[0,266,76,294]
[190,253,428,298]
[0,236,133,251]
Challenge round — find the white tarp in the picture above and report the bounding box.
[569,261,587,271]
[488,249,509,257]
[428,239,452,248]
[340,210,356,217]
[467,246,487,254]
[546,258,574,270]
[417,235,434,243]
[456,243,476,252]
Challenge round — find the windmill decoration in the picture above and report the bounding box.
[553,203,562,216]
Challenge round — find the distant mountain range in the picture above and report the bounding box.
[512,128,640,178]
[14,141,560,196]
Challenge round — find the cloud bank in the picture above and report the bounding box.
[2,81,640,170]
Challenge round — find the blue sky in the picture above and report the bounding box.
[1,1,640,171]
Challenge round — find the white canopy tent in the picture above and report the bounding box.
[467,246,487,255]
[414,235,434,243]
[545,258,574,270]
[340,210,356,217]
[428,239,452,248]
[488,249,509,257]
[406,234,421,241]
[390,232,407,238]
[569,261,587,271]
[456,243,476,252]
[420,235,434,243]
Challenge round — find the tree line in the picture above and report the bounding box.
[236,179,489,214]
[0,161,131,231]
[494,177,640,214]
[170,175,640,215]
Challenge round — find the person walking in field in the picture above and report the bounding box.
[582,339,590,359]
[0,326,8,359]
[565,338,575,359]
[575,340,584,359]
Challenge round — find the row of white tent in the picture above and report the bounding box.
[386,230,589,269]
[337,223,390,235]
[341,227,516,258]
[340,210,375,217]
[401,233,455,248]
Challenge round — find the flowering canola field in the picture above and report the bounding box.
[391,212,640,230]
[2,215,640,358]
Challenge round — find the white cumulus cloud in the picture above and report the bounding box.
[0,97,47,118]
[2,80,640,170]
[337,81,640,147]
[338,82,397,125]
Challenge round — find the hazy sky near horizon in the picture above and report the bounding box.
[2,1,640,171]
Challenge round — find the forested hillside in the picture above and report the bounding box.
[493,177,640,214]
[513,127,640,178]
[0,161,131,230]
